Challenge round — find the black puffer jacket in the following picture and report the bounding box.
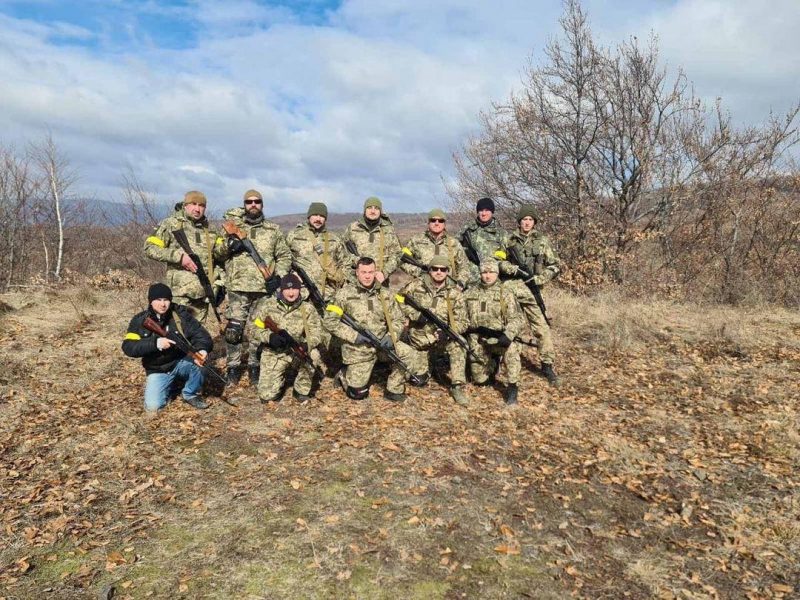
[122,304,213,375]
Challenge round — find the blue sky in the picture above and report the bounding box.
[0,0,798,215]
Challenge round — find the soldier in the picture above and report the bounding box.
[464,260,525,405]
[459,196,520,287]
[222,189,293,387]
[144,191,226,323]
[324,257,413,402]
[249,274,323,403]
[401,208,471,289]
[506,204,561,386]
[397,255,470,406]
[340,197,402,284]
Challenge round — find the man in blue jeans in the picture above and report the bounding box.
[122,282,213,412]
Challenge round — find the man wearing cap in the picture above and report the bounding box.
[464,260,525,405]
[401,209,471,289]
[340,197,402,285]
[221,189,293,387]
[250,274,324,403]
[122,283,213,412]
[505,204,561,386]
[397,255,470,406]
[144,191,227,323]
[458,197,516,286]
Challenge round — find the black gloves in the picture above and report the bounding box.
[227,236,245,255]
[378,335,394,352]
[265,274,281,295]
[496,333,512,348]
[353,332,370,346]
[268,331,292,350]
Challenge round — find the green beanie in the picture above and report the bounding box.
[364,196,382,210]
[429,255,449,269]
[307,202,328,218]
[428,208,446,221]
[517,204,539,223]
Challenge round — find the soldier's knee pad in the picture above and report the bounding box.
[346,385,370,400]
[224,319,244,344]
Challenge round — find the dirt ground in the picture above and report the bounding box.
[1,284,798,599]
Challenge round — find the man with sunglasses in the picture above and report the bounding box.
[340,197,402,285]
[221,189,293,387]
[144,190,227,324]
[401,209,470,290]
[397,255,470,406]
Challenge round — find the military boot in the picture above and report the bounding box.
[226,366,243,388]
[504,384,518,405]
[183,395,209,410]
[384,390,406,403]
[248,365,260,387]
[542,363,560,388]
[449,385,469,407]
[409,373,430,387]
[293,389,312,404]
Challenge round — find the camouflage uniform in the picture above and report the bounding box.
[250,295,323,401]
[340,212,402,279]
[144,205,226,323]
[397,274,468,386]
[222,206,293,370]
[324,281,413,397]
[286,221,348,301]
[459,217,515,285]
[464,273,525,385]
[401,231,471,289]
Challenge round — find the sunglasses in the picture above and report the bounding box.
[244,199,262,205]
[429,218,445,223]
[430,266,449,272]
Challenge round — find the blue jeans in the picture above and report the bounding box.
[144,358,204,412]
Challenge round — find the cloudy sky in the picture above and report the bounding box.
[0,0,798,215]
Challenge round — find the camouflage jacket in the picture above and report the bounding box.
[400,231,471,288]
[222,208,292,293]
[506,230,561,286]
[286,222,348,299]
[250,295,323,349]
[144,209,226,300]
[324,281,404,345]
[458,218,515,283]
[397,275,468,347]
[340,215,402,275]
[464,280,524,340]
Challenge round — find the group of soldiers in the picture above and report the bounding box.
[123,188,561,410]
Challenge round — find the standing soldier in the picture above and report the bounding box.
[506,204,561,386]
[340,197,402,284]
[324,257,413,402]
[249,274,323,403]
[222,189,293,387]
[401,208,470,289]
[144,190,226,323]
[459,197,516,286]
[397,255,470,406]
[464,260,525,405]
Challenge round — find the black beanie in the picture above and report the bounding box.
[280,273,302,290]
[476,197,495,212]
[148,282,173,303]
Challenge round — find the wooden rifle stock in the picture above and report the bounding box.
[222,221,274,282]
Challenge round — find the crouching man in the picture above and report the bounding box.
[122,282,212,412]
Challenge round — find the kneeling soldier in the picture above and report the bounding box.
[122,283,212,412]
[397,255,470,406]
[250,274,323,403]
[464,261,525,405]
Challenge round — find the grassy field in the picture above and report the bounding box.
[0,283,798,599]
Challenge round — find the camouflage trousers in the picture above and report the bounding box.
[258,348,321,401]
[506,281,555,365]
[468,337,521,385]
[174,295,213,326]
[340,340,414,395]
[406,338,467,386]
[225,291,266,368]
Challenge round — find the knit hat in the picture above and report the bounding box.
[280,273,302,290]
[183,191,207,206]
[428,208,446,221]
[243,189,263,202]
[479,260,499,274]
[148,282,173,303]
[307,202,328,218]
[517,204,539,222]
[476,197,495,212]
[364,196,382,210]
[429,255,449,269]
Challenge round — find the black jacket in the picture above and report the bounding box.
[122,304,213,375]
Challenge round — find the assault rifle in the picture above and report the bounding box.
[172,229,222,323]
[395,293,478,360]
[142,316,227,385]
[400,248,460,287]
[344,239,359,258]
[222,221,280,294]
[460,230,481,266]
[504,245,551,327]
[291,262,326,311]
[325,305,423,386]
[466,325,537,348]
[257,315,320,375]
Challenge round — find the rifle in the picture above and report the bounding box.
[400,248,461,287]
[504,245,551,327]
[325,304,423,386]
[292,262,326,310]
[466,325,538,348]
[395,293,478,360]
[142,316,228,386]
[258,314,320,375]
[172,229,222,323]
[460,230,481,266]
[344,239,359,258]
[222,221,279,293]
